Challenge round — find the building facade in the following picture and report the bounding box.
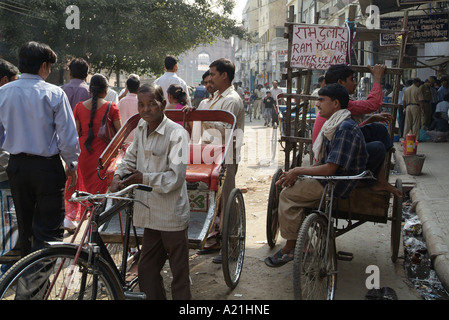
[235,0,449,92]
[177,38,235,88]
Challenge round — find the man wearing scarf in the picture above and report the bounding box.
[265,84,368,267]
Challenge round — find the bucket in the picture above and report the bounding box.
[402,154,426,176]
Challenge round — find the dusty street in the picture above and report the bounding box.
[165,116,421,301]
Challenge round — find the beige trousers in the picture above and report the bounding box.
[404,104,421,137]
[278,178,324,240]
[253,99,262,119]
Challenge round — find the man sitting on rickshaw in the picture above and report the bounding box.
[265,83,368,267]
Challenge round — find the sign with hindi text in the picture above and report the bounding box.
[290,24,349,70]
[380,13,448,46]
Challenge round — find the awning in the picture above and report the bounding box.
[406,57,449,69]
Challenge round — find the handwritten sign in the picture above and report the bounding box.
[290,24,349,70]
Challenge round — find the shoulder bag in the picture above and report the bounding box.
[97,102,117,143]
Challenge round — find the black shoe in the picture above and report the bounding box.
[212,254,222,264]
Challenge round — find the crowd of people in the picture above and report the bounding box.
[398,75,449,142]
[1,40,449,300]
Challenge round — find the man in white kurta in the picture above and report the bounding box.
[204,58,245,263]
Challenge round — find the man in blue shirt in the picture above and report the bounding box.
[265,84,368,267]
[0,41,80,258]
[193,81,209,107]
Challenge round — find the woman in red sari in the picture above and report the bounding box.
[64,74,121,231]
[76,73,121,192]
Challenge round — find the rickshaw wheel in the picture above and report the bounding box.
[391,178,403,263]
[266,168,283,248]
[222,188,246,290]
[293,212,337,300]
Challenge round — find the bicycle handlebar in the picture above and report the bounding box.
[69,184,152,202]
[298,170,375,181]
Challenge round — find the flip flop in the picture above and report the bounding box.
[264,249,294,268]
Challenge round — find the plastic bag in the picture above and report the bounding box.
[419,126,430,142]
[0,189,18,257]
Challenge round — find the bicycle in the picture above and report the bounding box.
[291,171,376,300]
[0,183,152,300]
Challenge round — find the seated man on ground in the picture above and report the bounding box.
[426,112,449,142]
[265,84,368,267]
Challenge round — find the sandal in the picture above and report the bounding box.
[197,243,221,255]
[264,249,294,268]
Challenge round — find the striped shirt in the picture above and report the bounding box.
[115,116,190,232]
[320,118,368,198]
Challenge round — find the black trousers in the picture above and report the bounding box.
[7,154,66,257]
[360,123,393,186]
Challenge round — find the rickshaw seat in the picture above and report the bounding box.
[186,144,225,191]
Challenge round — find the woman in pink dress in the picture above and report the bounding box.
[166,84,191,130]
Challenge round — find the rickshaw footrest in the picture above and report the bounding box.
[124,292,147,300]
[337,251,353,261]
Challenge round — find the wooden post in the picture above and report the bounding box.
[284,6,295,169]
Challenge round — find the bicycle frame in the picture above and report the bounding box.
[46,184,150,300]
[301,171,374,275]
[308,180,336,273]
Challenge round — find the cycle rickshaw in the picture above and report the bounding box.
[266,88,404,300]
[0,110,245,300]
[99,109,246,290]
[263,9,409,299]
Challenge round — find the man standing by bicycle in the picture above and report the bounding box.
[265,84,368,267]
[110,83,191,300]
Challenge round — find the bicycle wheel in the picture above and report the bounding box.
[266,168,283,248]
[222,188,246,290]
[0,244,124,300]
[391,178,403,263]
[293,212,337,300]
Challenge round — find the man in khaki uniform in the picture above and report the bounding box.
[403,78,423,139]
[420,78,433,127]
[253,84,264,120]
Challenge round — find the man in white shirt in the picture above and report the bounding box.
[234,81,245,101]
[270,80,283,105]
[154,55,192,107]
[111,83,191,300]
[205,58,245,263]
[105,86,119,104]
